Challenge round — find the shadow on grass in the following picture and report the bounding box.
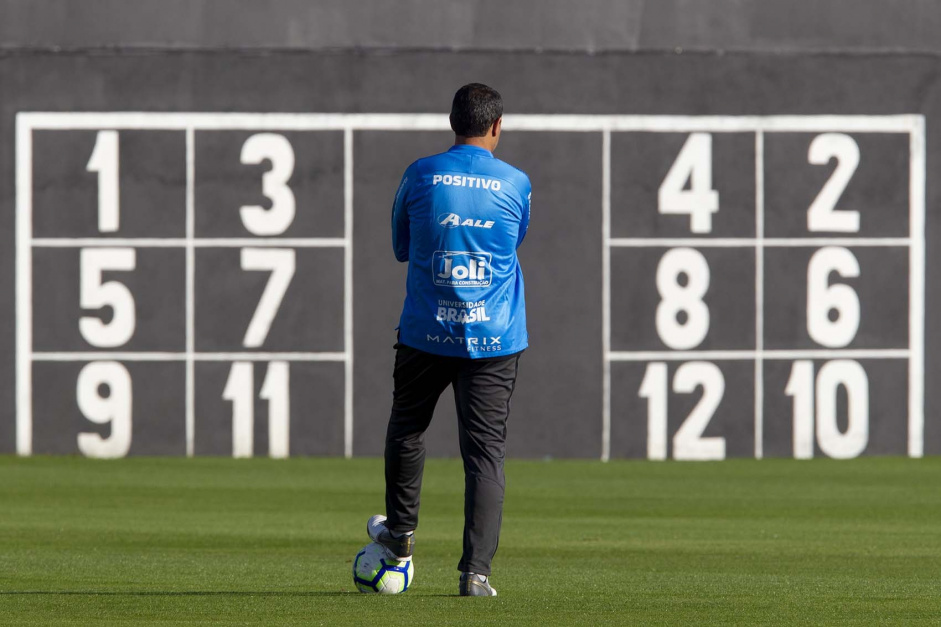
[0,590,458,598]
[0,591,357,597]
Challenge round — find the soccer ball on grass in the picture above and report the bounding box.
[352,542,414,594]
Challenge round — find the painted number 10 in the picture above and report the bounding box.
[785,360,869,459]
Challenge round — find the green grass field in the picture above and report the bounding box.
[1,456,940,625]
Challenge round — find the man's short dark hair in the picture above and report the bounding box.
[450,83,503,137]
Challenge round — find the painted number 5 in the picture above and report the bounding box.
[79,248,136,348]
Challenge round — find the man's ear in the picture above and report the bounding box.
[492,117,502,136]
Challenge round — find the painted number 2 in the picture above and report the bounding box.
[807,133,860,232]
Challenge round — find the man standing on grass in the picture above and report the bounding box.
[366,83,531,597]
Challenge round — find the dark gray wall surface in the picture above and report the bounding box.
[0,50,937,459]
[3,0,941,54]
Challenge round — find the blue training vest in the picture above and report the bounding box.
[392,144,531,359]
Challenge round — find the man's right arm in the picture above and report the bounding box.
[516,175,532,249]
[391,165,413,262]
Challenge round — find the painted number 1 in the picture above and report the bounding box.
[86,130,120,232]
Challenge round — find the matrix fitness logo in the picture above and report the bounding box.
[433,251,492,287]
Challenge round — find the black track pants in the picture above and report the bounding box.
[384,342,521,576]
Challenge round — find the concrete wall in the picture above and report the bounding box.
[0,2,937,459]
[0,49,936,460]
[3,0,941,53]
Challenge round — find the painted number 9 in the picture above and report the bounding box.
[77,361,132,458]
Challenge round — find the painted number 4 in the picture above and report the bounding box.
[658,133,720,233]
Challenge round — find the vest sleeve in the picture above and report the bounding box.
[516,176,532,249]
[391,165,413,262]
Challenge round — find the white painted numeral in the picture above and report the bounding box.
[77,361,132,458]
[672,362,726,460]
[785,360,869,459]
[656,248,710,350]
[224,362,254,458]
[785,360,815,459]
[86,130,120,233]
[639,361,726,461]
[261,362,290,459]
[807,133,860,232]
[806,247,860,348]
[241,248,296,348]
[240,134,296,235]
[223,361,291,458]
[79,248,136,348]
[658,133,720,233]
[639,362,669,460]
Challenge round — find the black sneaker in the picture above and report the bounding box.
[366,515,414,560]
[459,572,497,597]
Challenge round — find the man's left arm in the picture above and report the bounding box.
[391,166,413,262]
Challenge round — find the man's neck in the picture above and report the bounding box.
[454,136,494,152]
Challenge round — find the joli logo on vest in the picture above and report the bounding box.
[433,251,492,287]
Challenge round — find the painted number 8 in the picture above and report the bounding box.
[656,248,710,350]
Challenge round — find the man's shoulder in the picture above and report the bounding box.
[408,150,454,172]
[489,158,531,195]
[492,157,529,180]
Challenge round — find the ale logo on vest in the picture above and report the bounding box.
[433,251,492,287]
[437,213,495,229]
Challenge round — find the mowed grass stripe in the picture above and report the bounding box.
[0,456,939,625]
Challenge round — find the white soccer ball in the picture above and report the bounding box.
[352,542,414,594]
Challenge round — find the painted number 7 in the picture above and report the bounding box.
[241,248,296,347]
